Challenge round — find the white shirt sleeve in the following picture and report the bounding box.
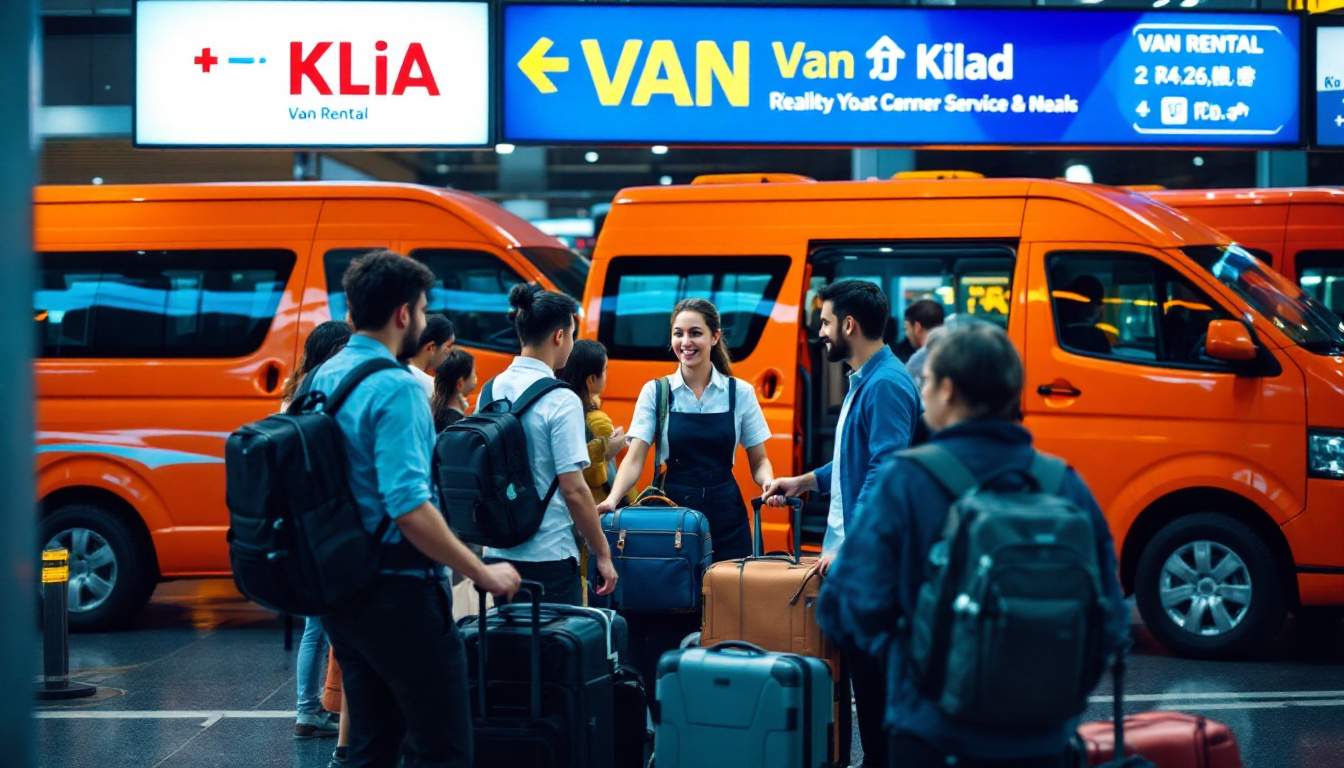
[735,378,771,449]
[548,389,591,475]
[626,379,660,447]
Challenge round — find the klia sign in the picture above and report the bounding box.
[135,1,490,147]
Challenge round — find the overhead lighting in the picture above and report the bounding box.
[1192,156,1205,167]
[1179,0,1198,6]
[435,163,450,174]
[1064,164,1094,184]
[651,145,669,155]
[90,177,104,185]
[1152,0,1170,7]
[494,143,516,155]
[659,175,673,185]
[584,151,599,163]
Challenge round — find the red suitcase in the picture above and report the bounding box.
[1078,660,1243,768]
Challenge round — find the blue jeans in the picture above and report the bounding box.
[296,616,328,715]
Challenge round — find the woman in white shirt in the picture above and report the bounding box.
[597,298,774,561]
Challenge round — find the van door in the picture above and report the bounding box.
[1020,242,1306,650]
[801,242,1016,545]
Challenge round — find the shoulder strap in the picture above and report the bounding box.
[727,374,737,412]
[480,378,494,408]
[1028,452,1069,495]
[510,378,569,416]
[324,358,404,417]
[899,444,978,499]
[652,376,671,487]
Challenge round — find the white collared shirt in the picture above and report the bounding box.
[627,366,771,462]
[478,356,590,563]
[411,365,435,399]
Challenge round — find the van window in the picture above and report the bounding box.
[599,256,789,360]
[1047,252,1233,368]
[808,244,1015,334]
[36,249,295,358]
[1297,250,1344,320]
[518,246,589,300]
[323,248,384,323]
[412,249,525,353]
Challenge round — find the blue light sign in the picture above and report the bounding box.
[502,5,1301,146]
[1315,25,1344,147]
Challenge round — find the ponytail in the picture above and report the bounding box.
[671,298,733,378]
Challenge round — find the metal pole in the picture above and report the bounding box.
[35,548,95,701]
[1,0,37,762]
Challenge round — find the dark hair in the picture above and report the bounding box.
[431,348,475,432]
[508,283,578,347]
[671,298,733,377]
[341,249,435,331]
[904,299,946,331]
[281,320,352,402]
[559,339,608,413]
[418,314,456,350]
[925,322,1023,420]
[818,279,889,341]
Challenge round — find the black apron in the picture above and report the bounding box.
[661,378,752,562]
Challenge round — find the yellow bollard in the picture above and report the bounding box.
[36,547,96,700]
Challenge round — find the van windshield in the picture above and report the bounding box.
[1184,245,1344,355]
[518,246,589,300]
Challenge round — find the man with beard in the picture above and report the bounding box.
[765,278,920,768]
[310,250,520,768]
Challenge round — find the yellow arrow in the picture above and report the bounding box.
[519,37,569,94]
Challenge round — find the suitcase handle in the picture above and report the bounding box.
[475,580,545,721]
[751,496,804,563]
[707,640,768,656]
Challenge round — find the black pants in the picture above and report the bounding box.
[851,649,889,767]
[888,732,1075,768]
[487,557,582,606]
[323,577,473,768]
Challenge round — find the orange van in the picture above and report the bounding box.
[35,182,584,629]
[584,175,1344,657]
[1148,187,1344,319]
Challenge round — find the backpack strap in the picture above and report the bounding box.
[651,376,671,488]
[505,377,572,511]
[899,444,978,499]
[324,358,405,416]
[1028,452,1069,495]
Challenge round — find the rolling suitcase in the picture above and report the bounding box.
[699,497,850,765]
[588,493,713,613]
[653,641,832,768]
[460,583,617,768]
[1077,658,1241,768]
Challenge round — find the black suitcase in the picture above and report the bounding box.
[614,663,653,768]
[460,583,616,768]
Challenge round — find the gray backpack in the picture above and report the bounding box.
[901,445,1109,726]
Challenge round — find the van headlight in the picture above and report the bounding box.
[1309,430,1344,479]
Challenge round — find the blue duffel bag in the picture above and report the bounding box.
[588,494,713,613]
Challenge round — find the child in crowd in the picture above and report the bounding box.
[432,348,477,432]
[559,339,626,499]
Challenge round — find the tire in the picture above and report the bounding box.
[39,504,156,631]
[1135,512,1287,658]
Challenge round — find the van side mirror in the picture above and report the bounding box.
[1205,319,1258,362]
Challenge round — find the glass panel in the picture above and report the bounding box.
[412,249,526,353]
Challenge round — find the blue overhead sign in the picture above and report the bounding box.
[1315,24,1344,147]
[502,5,1301,146]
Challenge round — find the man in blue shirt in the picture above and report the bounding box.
[816,323,1129,767]
[765,279,921,768]
[314,250,520,768]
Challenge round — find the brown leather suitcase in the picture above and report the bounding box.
[699,497,850,764]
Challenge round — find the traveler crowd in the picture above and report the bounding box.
[272,252,1128,768]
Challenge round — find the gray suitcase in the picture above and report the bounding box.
[652,641,833,768]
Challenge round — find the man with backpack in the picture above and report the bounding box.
[473,282,618,606]
[816,322,1130,768]
[309,250,521,768]
[765,279,921,768]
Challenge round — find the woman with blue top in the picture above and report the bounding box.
[597,297,774,562]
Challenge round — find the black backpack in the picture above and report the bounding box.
[435,377,570,548]
[225,358,403,616]
[901,444,1110,727]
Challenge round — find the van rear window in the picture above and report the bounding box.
[36,249,295,359]
[599,256,790,360]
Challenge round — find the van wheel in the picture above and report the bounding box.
[40,504,155,631]
[1135,513,1286,658]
